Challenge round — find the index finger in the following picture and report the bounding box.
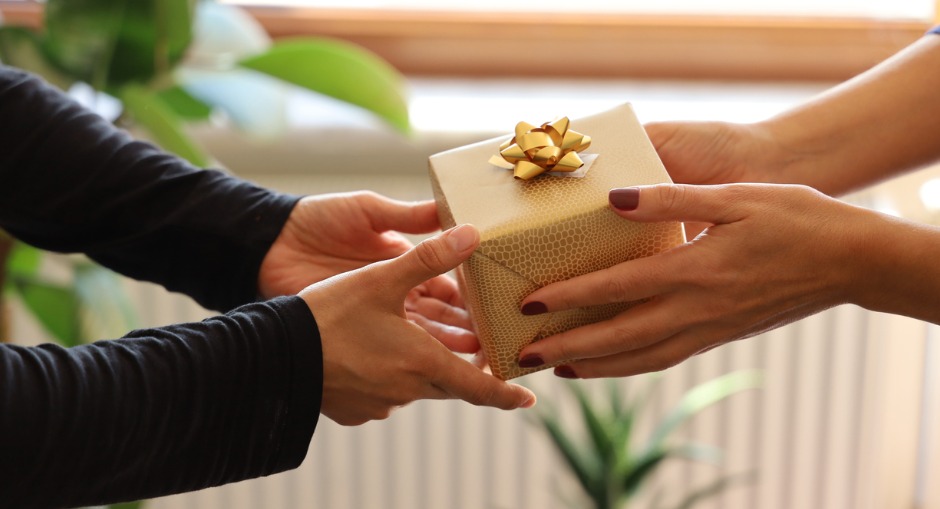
[521,246,686,314]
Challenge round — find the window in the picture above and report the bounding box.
[226,0,934,20]
[222,0,937,80]
[5,1,937,80]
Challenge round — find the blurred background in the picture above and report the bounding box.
[2,1,940,508]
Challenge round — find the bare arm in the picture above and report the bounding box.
[765,34,940,195]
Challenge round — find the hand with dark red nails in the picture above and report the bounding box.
[517,183,940,378]
[516,34,940,378]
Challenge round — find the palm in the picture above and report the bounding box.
[258,192,434,298]
[645,121,780,237]
[646,121,759,186]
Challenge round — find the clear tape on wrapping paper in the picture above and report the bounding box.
[487,117,596,180]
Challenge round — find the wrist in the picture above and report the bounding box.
[847,211,940,324]
[757,114,846,194]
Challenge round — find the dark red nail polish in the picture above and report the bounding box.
[521,301,548,315]
[554,366,578,379]
[518,354,545,368]
[609,188,640,211]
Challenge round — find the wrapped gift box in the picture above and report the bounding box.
[429,104,685,380]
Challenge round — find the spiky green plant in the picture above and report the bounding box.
[529,370,761,509]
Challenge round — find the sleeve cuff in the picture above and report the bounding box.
[267,295,323,472]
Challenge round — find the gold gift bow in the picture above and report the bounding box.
[487,117,592,180]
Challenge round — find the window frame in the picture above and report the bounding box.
[2,1,935,81]
[249,7,935,81]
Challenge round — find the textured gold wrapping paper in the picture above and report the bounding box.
[429,104,685,380]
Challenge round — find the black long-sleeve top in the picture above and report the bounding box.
[0,66,322,508]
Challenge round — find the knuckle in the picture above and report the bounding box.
[553,337,580,363]
[414,240,449,272]
[603,275,633,303]
[787,183,826,204]
[355,189,383,204]
[604,322,641,350]
[719,183,752,203]
[467,382,500,407]
[657,184,690,212]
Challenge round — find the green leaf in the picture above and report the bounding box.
[647,370,762,451]
[612,374,664,470]
[5,242,42,280]
[9,276,81,347]
[43,0,195,90]
[622,443,720,499]
[156,85,213,121]
[622,448,670,497]
[119,84,210,167]
[239,38,411,134]
[0,26,75,90]
[566,382,615,465]
[536,411,602,501]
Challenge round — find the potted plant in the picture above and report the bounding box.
[529,370,761,509]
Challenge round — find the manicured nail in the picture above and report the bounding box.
[518,354,545,368]
[447,224,478,252]
[554,366,578,379]
[521,301,548,316]
[609,187,640,211]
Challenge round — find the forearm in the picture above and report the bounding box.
[763,33,940,196]
[0,296,322,508]
[846,209,940,324]
[0,66,299,311]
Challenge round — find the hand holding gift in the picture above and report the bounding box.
[516,32,940,378]
[300,225,536,425]
[516,182,876,378]
[259,192,477,350]
[430,104,685,380]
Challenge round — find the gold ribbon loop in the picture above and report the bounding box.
[488,117,592,180]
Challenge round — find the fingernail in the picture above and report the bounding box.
[554,366,578,379]
[520,395,537,409]
[609,187,640,211]
[521,301,547,316]
[447,224,478,252]
[518,354,545,368]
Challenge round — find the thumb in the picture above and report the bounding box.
[608,184,748,225]
[385,224,479,294]
[643,121,679,150]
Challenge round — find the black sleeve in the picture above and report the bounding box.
[0,66,300,312]
[0,295,322,509]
